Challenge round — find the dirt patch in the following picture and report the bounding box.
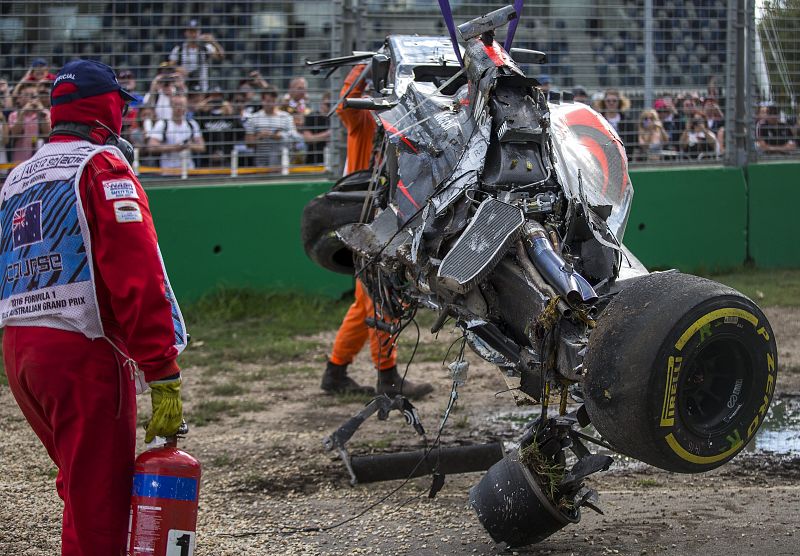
[1,307,798,556]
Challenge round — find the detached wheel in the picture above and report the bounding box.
[300,171,371,275]
[584,272,778,473]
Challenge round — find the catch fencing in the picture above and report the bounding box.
[0,0,796,183]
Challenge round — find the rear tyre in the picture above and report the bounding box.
[331,169,372,192]
[300,172,371,275]
[583,272,778,473]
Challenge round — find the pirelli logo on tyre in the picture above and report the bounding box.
[661,307,778,466]
[660,356,682,427]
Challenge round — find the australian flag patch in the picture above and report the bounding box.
[12,201,43,248]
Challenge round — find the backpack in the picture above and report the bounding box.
[158,118,200,144]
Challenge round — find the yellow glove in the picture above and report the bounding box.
[145,378,183,443]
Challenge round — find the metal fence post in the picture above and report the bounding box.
[745,0,757,164]
[180,149,189,180]
[133,147,140,176]
[724,0,737,166]
[731,0,749,168]
[644,0,654,109]
[328,0,350,179]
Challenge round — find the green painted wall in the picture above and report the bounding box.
[148,181,353,302]
[147,163,798,301]
[624,166,747,272]
[747,161,800,268]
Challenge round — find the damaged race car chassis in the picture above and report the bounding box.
[302,4,779,548]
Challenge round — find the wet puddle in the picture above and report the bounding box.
[746,395,800,454]
[490,394,800,465]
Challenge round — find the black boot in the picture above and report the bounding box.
[321,361,375,395]
[376,366,433,400]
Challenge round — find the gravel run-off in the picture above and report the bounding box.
[0,306,798,555]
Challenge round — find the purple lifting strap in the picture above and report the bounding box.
[504,0,524,51]
[438,0,464,66]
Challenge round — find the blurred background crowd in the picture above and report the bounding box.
[0,0,796,180]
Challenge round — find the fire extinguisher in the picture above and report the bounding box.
[129,428,201,556]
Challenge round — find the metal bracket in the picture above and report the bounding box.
[322,394,425,485]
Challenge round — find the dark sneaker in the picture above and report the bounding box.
[321,361,375,395]
[376,366,434,400]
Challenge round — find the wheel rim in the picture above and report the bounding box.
[678,334,754,437]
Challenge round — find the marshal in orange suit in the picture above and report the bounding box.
[320,65,433,399]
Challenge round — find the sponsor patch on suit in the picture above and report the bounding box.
[114,200,143,223]
[103,178,138,200]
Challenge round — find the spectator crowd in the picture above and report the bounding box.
[0,18,333,176]
[551,79,797,163]
[0,11,796,177]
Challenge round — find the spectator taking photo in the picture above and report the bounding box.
[169,19,224,92]
[148,94,206,174]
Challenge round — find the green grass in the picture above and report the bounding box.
[414,308,439,330]
[635,478,662,488]
[272,365,318,376]
[519,441,566,504]
[209,382,246,397]
[333,389,376,404]
[398,340,449,364]
[705,268,800,307]
[318,389,376,406]
[190,399,265,426]
[180,289,351,369]
[239,365,320,383]
[453,415,470,429]
[210,453,236,467]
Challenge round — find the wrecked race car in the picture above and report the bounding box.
[301,4,778,548]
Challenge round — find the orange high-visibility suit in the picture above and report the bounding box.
[329,65,397,371]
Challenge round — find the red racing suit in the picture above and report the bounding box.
[3,136,179,556]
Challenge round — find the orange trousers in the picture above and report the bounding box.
[330,280,397,371]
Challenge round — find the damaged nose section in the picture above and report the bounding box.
[470,417,613,547]
[469,450,580,547]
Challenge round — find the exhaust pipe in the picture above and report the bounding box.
[522,222,598,306]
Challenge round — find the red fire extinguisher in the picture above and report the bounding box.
[129,432,201,556]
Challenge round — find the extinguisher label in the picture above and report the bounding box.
[165,529,195,556]
[133,473,198,501]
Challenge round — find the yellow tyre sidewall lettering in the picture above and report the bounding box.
[665,432,742,465]
[660,307,776,465]
[673,308,757,351]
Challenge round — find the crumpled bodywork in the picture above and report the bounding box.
[378,82,478,222]
[388,35,463,98]
[549,103,633,241]
[305,8,652,549]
